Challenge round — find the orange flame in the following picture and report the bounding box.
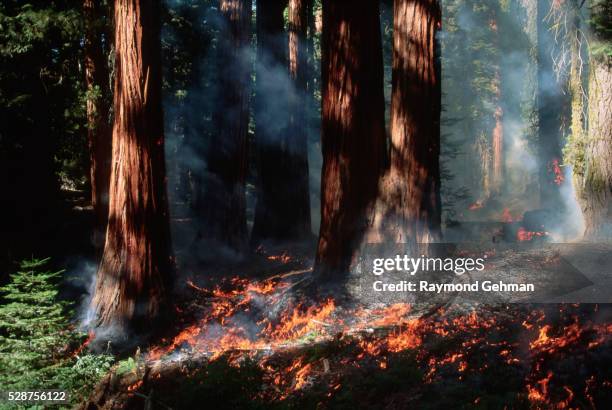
[548,159,565,186]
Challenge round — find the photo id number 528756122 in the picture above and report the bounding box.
[1,390,69,404]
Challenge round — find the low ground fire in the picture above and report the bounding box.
[82,255,612,409]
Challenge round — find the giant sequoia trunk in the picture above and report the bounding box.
[91,0,173,330]
[200,0,252,252]
[84,0,112,247]
[314,0,387,277]
[581,58,612,238]
[369,0,442,244]
[251,0,312,246]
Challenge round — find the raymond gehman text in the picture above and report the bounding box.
[372,280,535,293]
[369,254,535,293]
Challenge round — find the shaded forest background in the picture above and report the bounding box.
[1,0,609,278]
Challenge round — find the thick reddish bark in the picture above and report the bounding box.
[91,0,173,330]
[314,0,387,276]
[200,0,252,252]
[370,0,442,244]
[251,0,312,246]
[84,0,112,246]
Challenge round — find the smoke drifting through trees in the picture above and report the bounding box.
[198,0,253,253]
[251,0,312,246]
[74,0,609,331]
[157,0,594,268]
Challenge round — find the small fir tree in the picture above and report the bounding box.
[0,258,80,389]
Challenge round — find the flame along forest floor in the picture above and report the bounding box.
[82,248,612,410]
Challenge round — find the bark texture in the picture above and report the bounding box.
[581,58,612,238]
[369,0,442,244]
[251,0,312,246]
[315,0,387,276]
[200,0,252,252]
[91,0,173,329]
[84,0,112,246]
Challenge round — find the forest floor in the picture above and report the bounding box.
[80,244,612,410]
[42,195,610,409]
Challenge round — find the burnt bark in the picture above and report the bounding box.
[251,0,312,246]
[199,0,252,253]
[84,0,113,248]
[314,0,387,276]
[369,0,442,244]
[91,0,173,330]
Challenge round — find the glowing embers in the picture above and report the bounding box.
[501,208,550,242]
[548,158,565,186]
[516,227,548,242]
[148,274,336,361]
[141,275,610,408]
[72,330,95,357]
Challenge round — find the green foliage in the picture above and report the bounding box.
[0,258,114,406]
[115,357,138,376]
[169,356,267,410]
[563,130,587,178]
[0,258,75,389]
[0,1,88,191]
[589,0,612,59]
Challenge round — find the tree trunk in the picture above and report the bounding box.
[314,0,387,277]
[199,0,252,253]
[84,0,112,248]
[369,0,442,245]
[251,0,312,246]
[490,11,503,196]
[91,0,173,330]
[287,0,312,238]
[537,0,567,209]
[566,8,588,237]
[581,58,612,238]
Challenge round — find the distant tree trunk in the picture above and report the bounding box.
[199,0,252,252]
[369,0,442,244]
[84,0,112,248]
[491,102,504,194]
[91,0,173,330]
[251,0,312,246]
[537,0,567,209]
[490,11,503,196]
[314,0,387,276]
[287,0,312,237]
[581,57,612,238]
